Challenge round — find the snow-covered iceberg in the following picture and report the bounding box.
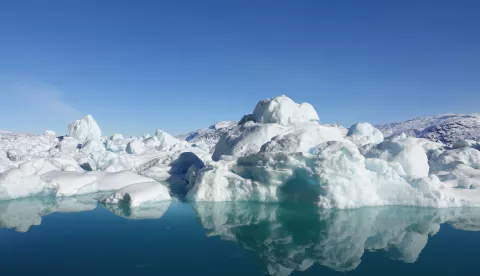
[1,95,480,209]
[187,95,480,208]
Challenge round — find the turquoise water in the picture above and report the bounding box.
[1,196,480,275]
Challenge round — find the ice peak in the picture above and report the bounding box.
[252,95,320,125]
[67,114,102,142]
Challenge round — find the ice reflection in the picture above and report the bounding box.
[102,201,171,220]
[0,194,98,232]
[193,203,480,275]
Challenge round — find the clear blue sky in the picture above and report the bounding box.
[0,0,479,136]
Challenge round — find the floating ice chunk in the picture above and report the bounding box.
[44,130,56,136]
[67,115,102,142]
[347,122,384,146]
[102,181,171,207]
[110,133,124,140]
[126,140,146,154]
[253,95,319,125]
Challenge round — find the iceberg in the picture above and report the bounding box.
[1,94,480,209]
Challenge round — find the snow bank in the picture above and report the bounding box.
[68,115,102,142]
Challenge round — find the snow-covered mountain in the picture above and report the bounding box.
[176,121,237,151]
[376,113,480,146]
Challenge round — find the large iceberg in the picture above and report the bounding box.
[188,95,480,208]
[1,95,480,209]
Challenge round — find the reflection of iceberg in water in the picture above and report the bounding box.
[102,201,171,220]
[0,194,99,232]
[193,203,480,275]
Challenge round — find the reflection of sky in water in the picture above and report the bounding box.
[1,197,480,275]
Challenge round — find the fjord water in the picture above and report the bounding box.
[1,197,480,276]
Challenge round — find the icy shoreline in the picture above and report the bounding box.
[1,95,480,209]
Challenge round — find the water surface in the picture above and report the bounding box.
[1,196,480,275]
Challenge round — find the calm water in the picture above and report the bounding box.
[1,195,480,275]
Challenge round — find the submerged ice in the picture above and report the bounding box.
[1,95,480,209]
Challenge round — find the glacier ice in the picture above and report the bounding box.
[1,94,480,209]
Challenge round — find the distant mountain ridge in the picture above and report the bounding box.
[176,121,237,145]
[376,113,480,146]
[179,113,480,148]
